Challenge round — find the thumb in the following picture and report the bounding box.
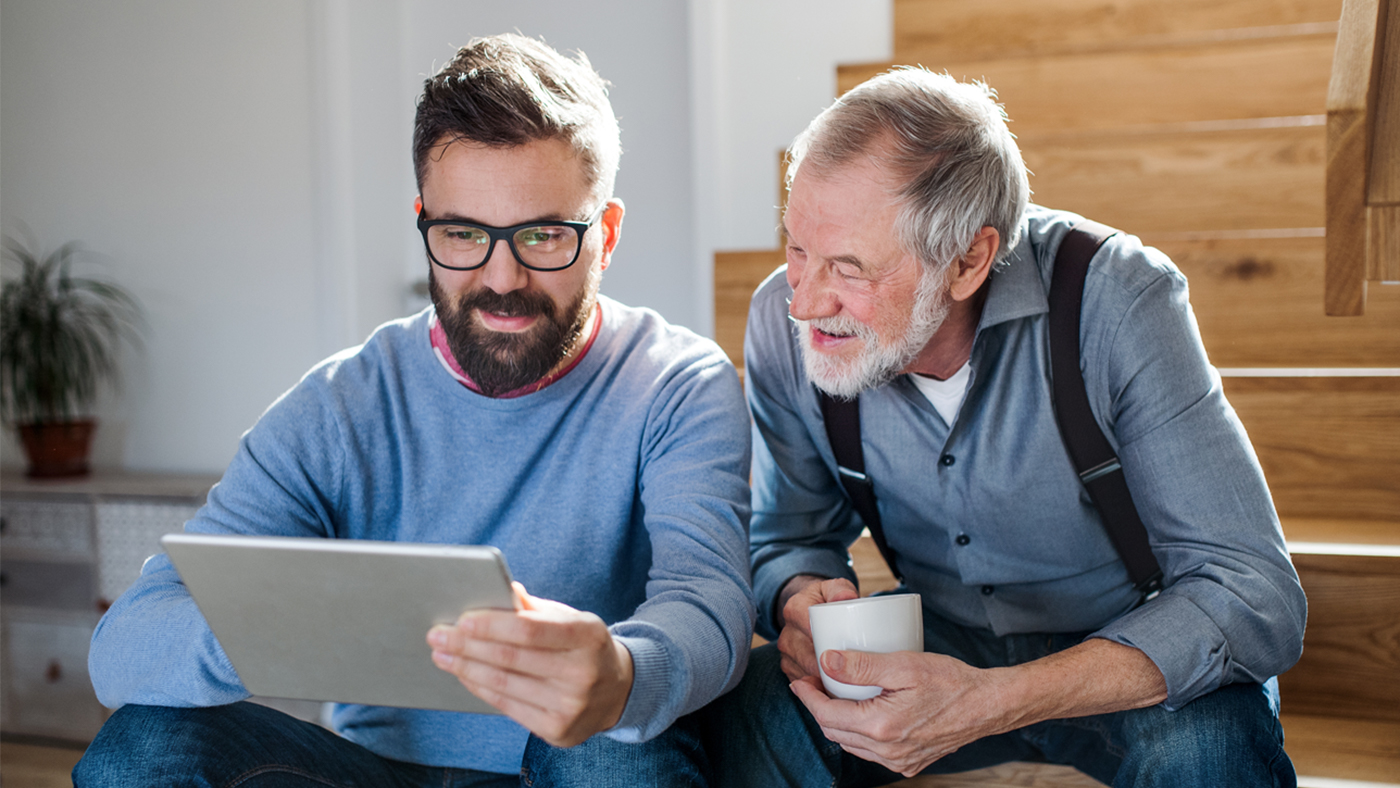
[821,648,887,687]
[512,581,534,611]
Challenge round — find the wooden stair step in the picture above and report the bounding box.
[892,0,1344,63]
[840,32,1335,136]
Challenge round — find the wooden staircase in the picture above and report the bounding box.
[717,0,1400,784]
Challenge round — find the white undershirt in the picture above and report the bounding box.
[907,361,972,426]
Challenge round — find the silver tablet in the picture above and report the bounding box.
[161,532,516,715]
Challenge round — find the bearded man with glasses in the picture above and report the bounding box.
[77,33,753,788]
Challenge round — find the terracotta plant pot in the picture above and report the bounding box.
[18,419,96,478]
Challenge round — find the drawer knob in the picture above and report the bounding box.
[46,659,62,683]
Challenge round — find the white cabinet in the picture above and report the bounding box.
[0,472,214,743]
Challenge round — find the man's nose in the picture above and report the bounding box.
[479,239,529,294]
[787,262,839,322]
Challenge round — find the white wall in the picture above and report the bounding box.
[0,0,888,474]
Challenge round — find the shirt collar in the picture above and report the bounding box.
[975,215,1050,335]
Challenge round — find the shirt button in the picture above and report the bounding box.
[956,534,971,546]
[981,585,995,596]
[940,454,956,467]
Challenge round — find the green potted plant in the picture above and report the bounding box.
[1,234,142,477]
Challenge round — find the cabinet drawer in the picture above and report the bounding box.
[0,499,93,556]
[95,501,198,606]
[1,618,108,741]
[0,559,97,612]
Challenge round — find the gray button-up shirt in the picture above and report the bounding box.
[746,205,1306,709]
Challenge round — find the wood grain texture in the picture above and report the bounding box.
[1283,516,1400,544]
[895,763,1103,787]
[850,532,901,596]
[1367,0,1400,204]
[1024,125,1324,234]
[1328,105,1374,313]
[893,0,1344,62]
[1149,235,1400,366]
[1326,0,1386,313]
[1280,713,1400,781]
[1370,204,1400,281]
[841,34,1334,137]
[1281,551,1400,722]
[1222,376,1400,521]
[714,249,785,367]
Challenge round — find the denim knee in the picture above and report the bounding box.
[522,713,709,788]
[1112,680,1294,788]
[75,704,225,787]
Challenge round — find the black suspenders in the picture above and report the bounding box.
[818,221,1165,602]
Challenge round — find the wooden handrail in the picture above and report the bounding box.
[1321,0,1388,316]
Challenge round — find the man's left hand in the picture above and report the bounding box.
[790,649,1011,777]
[428,582,634,748]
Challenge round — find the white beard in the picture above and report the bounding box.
[794,267,950,399]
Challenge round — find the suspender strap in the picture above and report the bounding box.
[1048,221,1163,600]
[818,392,903,583]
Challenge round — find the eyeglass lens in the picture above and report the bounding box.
[427,224,581,271]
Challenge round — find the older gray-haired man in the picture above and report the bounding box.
[701,67,1305,788]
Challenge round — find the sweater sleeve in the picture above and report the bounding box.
[602,349,756,743]
[1079,238,1307,709]
[88,374,346,708]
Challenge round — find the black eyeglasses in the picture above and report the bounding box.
[417,204,605,272]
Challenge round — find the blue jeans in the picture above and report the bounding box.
[522,712,712,787]
[699,609,1296,788]
[73,701,522,787]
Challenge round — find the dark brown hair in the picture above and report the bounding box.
[413,33,621,199]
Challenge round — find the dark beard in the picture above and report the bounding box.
[429,272,592,397]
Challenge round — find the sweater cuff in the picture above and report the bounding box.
[1091,591,1229,710]
[753,548,857,641]
[603,635,673,743]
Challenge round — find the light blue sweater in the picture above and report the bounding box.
[88,298,756,773]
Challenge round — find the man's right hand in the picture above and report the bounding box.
[775,575,859,682]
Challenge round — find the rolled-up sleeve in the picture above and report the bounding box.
[1083,240,1307,709]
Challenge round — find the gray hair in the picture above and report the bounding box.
[787,67,1029,272]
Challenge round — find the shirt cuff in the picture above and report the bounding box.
[1091,591,1229,710]
[753,547,857,641]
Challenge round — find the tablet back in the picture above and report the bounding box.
[162,533,515,715]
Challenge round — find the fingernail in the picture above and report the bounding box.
[428,627,448,647]
[824,650,845,672]
[432,650,453,667]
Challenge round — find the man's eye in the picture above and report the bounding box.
[519,228,567,246]
[442,227,487,244]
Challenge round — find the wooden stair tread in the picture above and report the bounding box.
[892,0,1344,63]
[842,33,1335,137]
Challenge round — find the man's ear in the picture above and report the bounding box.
[598,198,625,272]
[414,195,423,215]
[948,226,999,302]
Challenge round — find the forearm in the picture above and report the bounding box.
[990,638,1166,731]
[90,559,247,707]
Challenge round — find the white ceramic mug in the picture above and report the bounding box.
[807,593,923,700]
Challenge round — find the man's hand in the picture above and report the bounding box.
[427,582,634,748]
[790,649,1007,776]
[788,638,1168,778]
[775,575,859,682]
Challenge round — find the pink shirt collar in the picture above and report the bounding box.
[429,303,602,398]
